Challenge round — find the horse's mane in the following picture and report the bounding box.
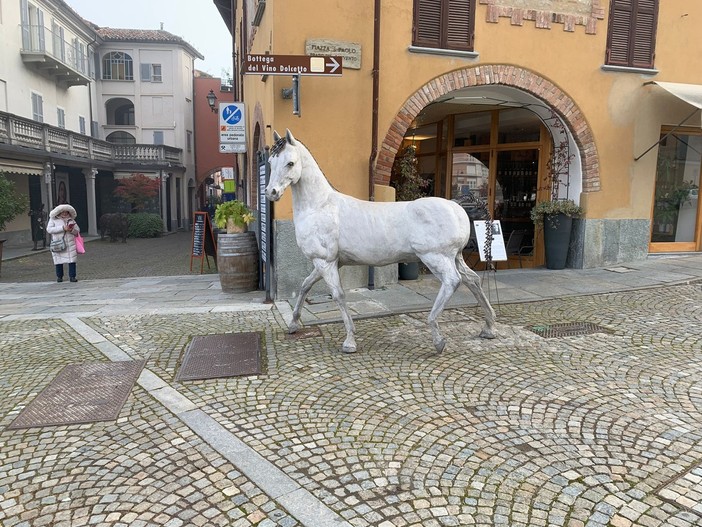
[270,135,339,192]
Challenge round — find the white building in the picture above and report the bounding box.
[0,0,202,244]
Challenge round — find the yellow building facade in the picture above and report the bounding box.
[216,0,702,297]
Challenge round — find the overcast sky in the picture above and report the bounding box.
[65,0,233,77]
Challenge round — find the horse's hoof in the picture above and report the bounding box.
[479,328,497,339]
[434,338,447,353]
[342,344,357,354]
[288,322,300,334]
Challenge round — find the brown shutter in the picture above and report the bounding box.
[446,0,474,51]
[414,0,442,48]
[631,0,657,68]
[606,0,657,68]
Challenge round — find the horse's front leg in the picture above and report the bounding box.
[314,259,357,353]
[289,267,323,333]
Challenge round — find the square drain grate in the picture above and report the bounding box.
[528,322,609,338]
[7,360,146,430]
[176,332,261,381]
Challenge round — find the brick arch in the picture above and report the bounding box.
[375,65,599,194]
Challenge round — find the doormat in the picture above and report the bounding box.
[176,332,261,381]
[528,322,610,338]
[7,360,146,430]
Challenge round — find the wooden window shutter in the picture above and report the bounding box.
[606,0,657,68]
[446,0,474,50]
[414,0,442,48]
[413,0,475,51]
[631,0,657,68]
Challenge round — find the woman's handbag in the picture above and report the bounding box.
[75,233,85,254]
[50,233,67,252]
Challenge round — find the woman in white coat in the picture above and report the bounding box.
[46,204,80,282]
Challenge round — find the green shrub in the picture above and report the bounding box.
[127,213,163,238]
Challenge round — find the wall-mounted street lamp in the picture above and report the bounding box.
[206,89,218,113]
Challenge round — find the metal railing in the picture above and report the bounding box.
[21,23,91,77]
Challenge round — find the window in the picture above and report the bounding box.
[106,131,136,144]
[73,38,87,74]
[57,107,65,128]
[606,0,658,69]
[51,20,66,62]
[153,131,164,145]
[79,116,86,135]
[140,63,162,82]
[114,104,135,126]
[186,130,192,152]
[31,92,43,122]
[102,51,134,80]
[413,0,475,52]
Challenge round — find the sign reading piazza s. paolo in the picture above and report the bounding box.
[243,54,343,76]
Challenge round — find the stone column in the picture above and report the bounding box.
[160,171,168,232]
[83,168,98,236]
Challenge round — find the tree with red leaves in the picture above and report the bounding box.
[114,173,160,212]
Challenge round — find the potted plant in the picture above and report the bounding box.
[391,144,429,279]
[530,115,583,269]
[0,172,29,276]
[214,199,255,233]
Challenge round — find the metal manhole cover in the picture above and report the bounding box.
[176,332,261,381]
[528,322,609,338]
[285,326,322,340]
[7,360,146,430]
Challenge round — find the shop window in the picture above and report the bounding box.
[497,108,541,144]
[454,112,491,147]
[413,0,475,52]
[605,0,658,69]
[651,130,701,244]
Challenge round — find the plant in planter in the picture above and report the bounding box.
[530,114,583,269]
[214,199,255,233]
[0,172,29,275]
[391,144,429,279]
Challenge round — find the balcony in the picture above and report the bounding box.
[0,110,182,169]
[20,24,92,87]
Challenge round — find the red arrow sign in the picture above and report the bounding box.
[243,54,343,76]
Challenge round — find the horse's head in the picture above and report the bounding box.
[265,129,302,202]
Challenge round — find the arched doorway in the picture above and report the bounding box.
[380,67,597,268]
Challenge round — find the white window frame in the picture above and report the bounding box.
[57,107,65,128]
[79,115,86,135]
[140,63,162,82]
[31,91,43,122]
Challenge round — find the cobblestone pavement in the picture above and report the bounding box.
[2,268,702,526]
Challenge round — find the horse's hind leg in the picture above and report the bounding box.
[289,267,323,333]
[314,259,357,353]
[419,253,461,353]
[456,256,497,338]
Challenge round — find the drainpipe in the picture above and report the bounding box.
[367,0,381,290]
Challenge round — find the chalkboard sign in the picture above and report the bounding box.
[190,212,217,273]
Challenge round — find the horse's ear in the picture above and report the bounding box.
[286,129,297,145]
[273,130,281,142]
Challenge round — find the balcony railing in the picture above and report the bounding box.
[0,110,182,168]
[20,24,92,87]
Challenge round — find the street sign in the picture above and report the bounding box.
[219,143,246,153]
[219,102,246,153]
[243,54,343,76]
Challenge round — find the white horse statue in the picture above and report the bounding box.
[266,129,497,353]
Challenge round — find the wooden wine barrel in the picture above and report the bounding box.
[217,232,259,293]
